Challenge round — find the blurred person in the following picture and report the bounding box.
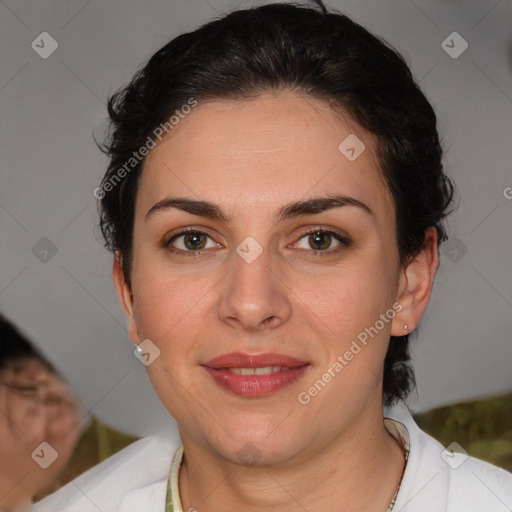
[0,314,86,511]
[0,315,138,511]
[32,1,512,511]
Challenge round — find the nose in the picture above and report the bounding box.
[217,245,292,333]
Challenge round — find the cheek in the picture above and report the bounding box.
[134,284,194,344]
[297,260,393,333]
[131,263,210,372]
[130,270,202,419]
[298,258,397,383]
[131,254,188,330]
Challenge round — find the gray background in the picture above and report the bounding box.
[1,0,511,437]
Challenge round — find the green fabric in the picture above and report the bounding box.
[166,474,174,512]
[33,415,139,501]
[413,392,512,472]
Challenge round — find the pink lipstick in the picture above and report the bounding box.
[202,352,311,397]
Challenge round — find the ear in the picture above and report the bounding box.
[391,227,439,336]
[113,250,140,346]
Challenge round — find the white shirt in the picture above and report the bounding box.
[33,401,512,511]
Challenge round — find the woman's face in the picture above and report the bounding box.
[115,92,429,465]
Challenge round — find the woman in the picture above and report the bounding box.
[34,1,512,511]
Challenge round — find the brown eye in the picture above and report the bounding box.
[182,231,207,250]
[166,229,219,254]
[308,231,332,250]
[294,229,350,254]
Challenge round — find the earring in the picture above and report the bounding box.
[403,324,408,330]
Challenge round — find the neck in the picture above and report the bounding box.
[177,405,405,512]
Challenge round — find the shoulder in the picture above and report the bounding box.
[33,434,180,512]
[448,450,512,508]
[385,402,512,512]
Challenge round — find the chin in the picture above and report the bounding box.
[209,426,306,468]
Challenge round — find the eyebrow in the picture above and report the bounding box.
[144,194,373,224]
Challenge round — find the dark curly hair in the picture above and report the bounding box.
[96,0,454,406]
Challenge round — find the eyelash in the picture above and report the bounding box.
[164,227,351,258]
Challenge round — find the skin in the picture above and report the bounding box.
[0,359,86,510]
[113,91,439,512]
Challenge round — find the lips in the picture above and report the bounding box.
[202,352,309,369]
[201,352,311,397]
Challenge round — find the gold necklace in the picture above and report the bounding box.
[386,448,408,512]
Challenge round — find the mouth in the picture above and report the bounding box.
[201,352,311,397]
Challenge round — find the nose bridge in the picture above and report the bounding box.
[218,236,291,330]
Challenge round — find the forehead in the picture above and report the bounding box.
[137,92,393,223]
